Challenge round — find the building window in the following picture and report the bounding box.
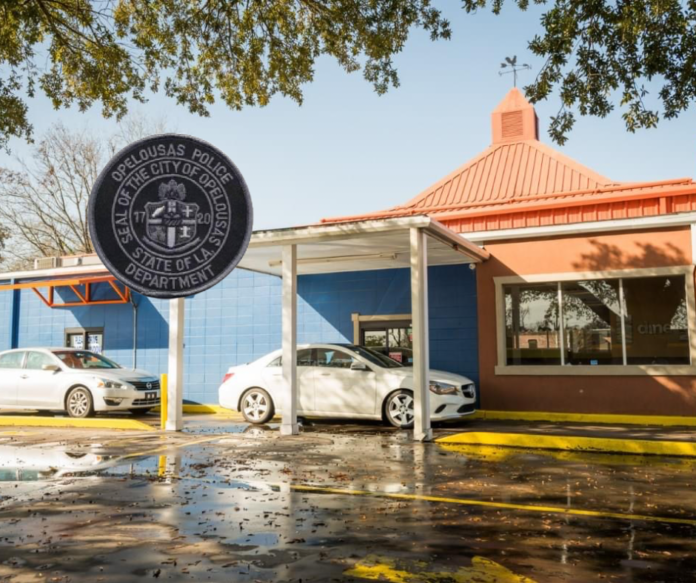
[65,328,104,354]
[503,273,691,368]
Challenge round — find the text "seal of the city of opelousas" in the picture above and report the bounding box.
[88,134,253,298]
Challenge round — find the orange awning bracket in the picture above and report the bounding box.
[0,275,132,308]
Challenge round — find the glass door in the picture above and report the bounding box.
[360,321,413,365]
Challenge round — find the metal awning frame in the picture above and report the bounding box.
[0,275,130,308]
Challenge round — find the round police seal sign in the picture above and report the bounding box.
[89,134,253,298]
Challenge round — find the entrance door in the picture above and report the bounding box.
[362,321,413,365]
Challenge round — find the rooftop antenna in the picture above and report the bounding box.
[499,55,531,87]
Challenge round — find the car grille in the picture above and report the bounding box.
[461,384,476,399]
[129,380,160,392]
[132,397,160,406]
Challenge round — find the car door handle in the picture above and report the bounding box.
[319,373,331,376]
[20,375,28,379]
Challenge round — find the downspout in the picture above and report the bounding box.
[129,291,139,370]
[10,278,19,349]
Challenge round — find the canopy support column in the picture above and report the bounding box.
[166,297,184,431]
[410,228,432,442]
[281,244,299,436]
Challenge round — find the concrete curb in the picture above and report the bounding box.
[436,431,696,457]
[0,416,154,431]
[469,410,696,427]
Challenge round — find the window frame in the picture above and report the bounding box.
[64,327,105,354]
[494,265,696,376]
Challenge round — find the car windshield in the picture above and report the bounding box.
[351,346,403,369]
[52,351,121,370]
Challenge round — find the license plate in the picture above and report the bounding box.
[146,392,156,400]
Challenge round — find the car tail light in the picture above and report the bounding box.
[222,372,235,384]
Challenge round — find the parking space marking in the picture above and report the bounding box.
[119,435,224,460]
[346,554,537,583]
[289,484,696,526]
[0,416,154,431]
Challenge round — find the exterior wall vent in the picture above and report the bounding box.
[501,111,524,139]
[61,256,83,267]
[81,255,102,266]
[34,257,61,270]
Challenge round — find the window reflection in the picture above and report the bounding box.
[562,280,623,365]
[505,283,561,365]
[622,276,690,365]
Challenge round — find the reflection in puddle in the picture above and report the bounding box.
[0,445,119,480]
[439,443,696,470]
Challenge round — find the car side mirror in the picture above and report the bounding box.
[350,361,368,371]
[42,364,60,372]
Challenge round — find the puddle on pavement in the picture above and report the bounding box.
[1,428,696,581]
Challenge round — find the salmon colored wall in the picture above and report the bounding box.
[476,227,696,415]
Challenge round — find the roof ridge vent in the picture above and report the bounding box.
[491,88,538,144]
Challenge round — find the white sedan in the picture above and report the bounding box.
[0,348,160,418]
[218,344,476,428]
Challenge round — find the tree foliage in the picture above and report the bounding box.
[0,0,450,151]
[463,0,696,143]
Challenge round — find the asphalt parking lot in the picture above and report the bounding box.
[1,414,696,582]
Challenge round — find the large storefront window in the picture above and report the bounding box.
[503,274,691,367]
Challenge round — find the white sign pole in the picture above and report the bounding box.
[166,297,184,431]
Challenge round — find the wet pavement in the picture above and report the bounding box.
[1,415,696,582]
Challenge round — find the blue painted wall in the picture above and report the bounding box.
[298,264,479,383]
[1,263,478,404]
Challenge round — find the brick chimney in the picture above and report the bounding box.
[491,87,539,144]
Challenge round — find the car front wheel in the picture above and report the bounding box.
[66,387,94,418]
[385,390,415,429]
[240,388,274,424]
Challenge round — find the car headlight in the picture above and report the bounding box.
[96,378,125,389]
[429,381,458,395]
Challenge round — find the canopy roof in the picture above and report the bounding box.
[239,216,489,276]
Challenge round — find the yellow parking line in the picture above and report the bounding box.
[346,555,537,583]
[0,416,154,431]
[289,484,696,526]
[436,432,696,457]
[120,435,223,460]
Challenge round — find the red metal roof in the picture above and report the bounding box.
[321,89,696,232]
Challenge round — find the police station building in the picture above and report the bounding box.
[2,88,696,417]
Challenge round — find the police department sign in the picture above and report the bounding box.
[88,134,253,298]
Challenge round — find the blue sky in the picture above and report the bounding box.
[2,2,695,231]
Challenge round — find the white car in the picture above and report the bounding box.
[218,343,476,428]
[0,348,160,418]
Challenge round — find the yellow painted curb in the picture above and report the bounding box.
[470,410,696,427]
[436,431,696,457]
[152,404,229,415]
[0,416,154,431]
